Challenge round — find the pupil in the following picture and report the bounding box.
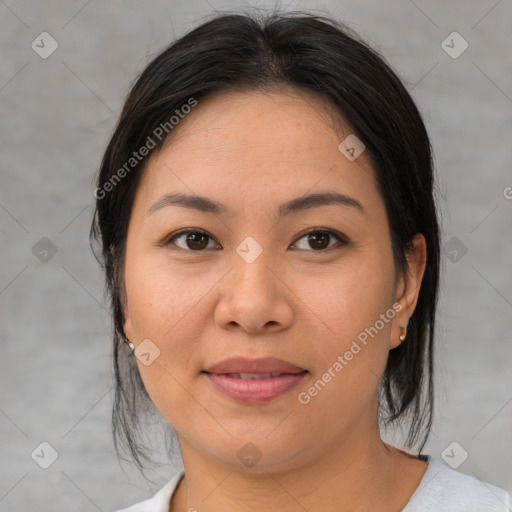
[309,232,329,250]
[187,233,207,250]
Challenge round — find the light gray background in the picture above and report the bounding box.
[1,1,511,511]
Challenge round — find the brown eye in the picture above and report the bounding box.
[291,230,346,251]
[165,230,219,251]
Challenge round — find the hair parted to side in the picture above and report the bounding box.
[90,8,440,475]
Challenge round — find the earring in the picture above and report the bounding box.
[399,326,407,341]
[124,337,135,352]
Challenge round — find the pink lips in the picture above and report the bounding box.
[202,357,308,404]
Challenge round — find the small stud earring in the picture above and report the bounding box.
[124,337,135,352]
[399,326,407,342]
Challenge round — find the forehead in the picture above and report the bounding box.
[134,89,380,215]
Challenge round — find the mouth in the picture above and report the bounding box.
[202,369,309,404]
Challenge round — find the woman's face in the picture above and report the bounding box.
[122,89,425,471]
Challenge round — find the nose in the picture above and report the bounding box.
[213,247,294,335]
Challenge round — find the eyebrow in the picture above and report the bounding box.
[147,191,364,218]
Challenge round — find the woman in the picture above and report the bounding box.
[90,10,511,512]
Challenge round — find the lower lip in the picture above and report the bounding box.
[203,371,308,404]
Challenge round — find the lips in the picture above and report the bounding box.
[202,357,308,404]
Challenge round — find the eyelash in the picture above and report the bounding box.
[162,228,348,253]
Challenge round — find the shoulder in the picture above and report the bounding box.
[403,455,511,512]
[113,469,185,512]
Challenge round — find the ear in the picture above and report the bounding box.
[390,233,427,349]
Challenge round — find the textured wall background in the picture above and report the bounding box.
[1,1,511,510]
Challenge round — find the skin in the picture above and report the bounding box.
[122,88,428,512]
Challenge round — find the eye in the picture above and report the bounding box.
[164,229,220,251]
[163,228,347,252]
[290,229,347,252]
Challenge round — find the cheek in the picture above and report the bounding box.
[294,254,395,405]
[124,258,210,424]
[124,256,209,339]
[299,252,394,340]
[123,256,220,391]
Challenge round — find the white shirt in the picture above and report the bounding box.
[113,455,511,511]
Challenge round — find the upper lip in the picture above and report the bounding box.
[203,357,306,374]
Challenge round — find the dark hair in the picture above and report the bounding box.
[90,9,440,474]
